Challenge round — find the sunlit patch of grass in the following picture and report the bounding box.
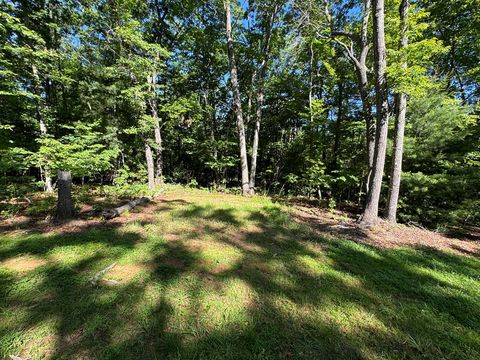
[0,187,479,359]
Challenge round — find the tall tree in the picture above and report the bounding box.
[386,0,409,223]
[248,1,279,194]
[224,0,250,195]
[360,0,389,225]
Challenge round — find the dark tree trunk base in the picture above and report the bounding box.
[56,170,74,221]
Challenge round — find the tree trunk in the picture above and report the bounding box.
[154,123,163,183]
[249,89,262,194]
[56,170,73,220]
[332,80,343,171]
[356,65,375,175]
[224,0,250,195]
[148,68,163,184]
[386,0,409,223]
[360,0,375,176]
[32,64,54,193]
[308,40,314,123]
[249,4,278,194]
[145,141,155,191]
[360,0,389,225]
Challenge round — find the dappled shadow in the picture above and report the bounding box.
[291,206,371,242]
[1,195,479,359]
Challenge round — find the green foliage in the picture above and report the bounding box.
[398,90,479,227]
[0,0,478,230]
[102,165,151,199]
[404,91,475,166]
[0,176,42,206]
[385,0,447,96]
[400,171,480,227]
[32,122,118,177]
[25,195,56,216]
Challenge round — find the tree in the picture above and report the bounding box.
[56,170,73,220]
[360,0,389,225]
[386,0,409,223]
[248,1,279,194]
[326,0,376,183]
[224,0,250,195]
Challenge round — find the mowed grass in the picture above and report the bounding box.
[0,188,479,359]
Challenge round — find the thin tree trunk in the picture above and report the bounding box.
[224,0,249,195]
[145,141,155,191]
[203,91,219,186]
[148,68,163,184]
[360,0,389,225]
[249,89,262,194]
[154,123,163,182]
[56,170,73,220]
[308,40,314,123]
[386,0,409,223]
[359,0,375,175]
[356,65,375,175]
[332,80,343,170]
[249,4,278,194]
[32,64,54,193]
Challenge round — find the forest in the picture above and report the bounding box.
[0,0,480,359]
[0,0,478,228]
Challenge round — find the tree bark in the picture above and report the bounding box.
[332,80,343,170]
[202,90,219,186]
[145,141,155,191]
[360,0,389,225]
[56,170,73,220]
[154,122,163,182]
[224,0,250,195]
[386,0,409,223]
[249,4,278,194]
[148,68,163,184]
[32,64,54,193]
[359,0,375,176]
[308,40,314,123]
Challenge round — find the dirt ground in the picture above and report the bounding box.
[293,204,480,257]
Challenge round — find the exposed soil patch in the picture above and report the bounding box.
[106,263,149,283]
[293,205,480,257]
[0,199,160,235]
[1,255,48,272]
[163,233,181,241]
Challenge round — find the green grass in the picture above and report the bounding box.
[0,187,479,359]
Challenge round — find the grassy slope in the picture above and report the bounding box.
[0,187,479,359]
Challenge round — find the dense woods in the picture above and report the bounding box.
[1,0,479,228]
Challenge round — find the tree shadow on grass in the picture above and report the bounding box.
[0,200,479,359]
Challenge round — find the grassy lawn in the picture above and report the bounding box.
[1,188,479,359]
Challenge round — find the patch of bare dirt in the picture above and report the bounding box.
[1,255,48,272]
[0,198,163,235]
[105,263,149,283]
[163,233,181,241]
[293,205,480,257]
